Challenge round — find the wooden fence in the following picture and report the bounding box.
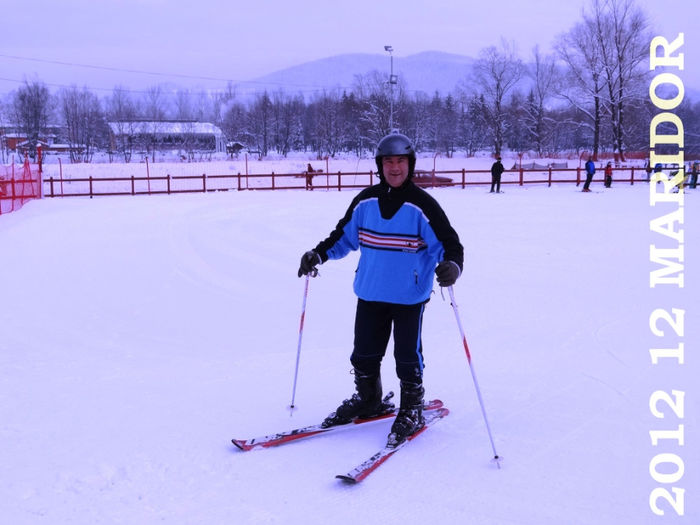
[41,165,649,199]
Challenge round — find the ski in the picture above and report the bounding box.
[231,398,443,451]
[336,407,449,484]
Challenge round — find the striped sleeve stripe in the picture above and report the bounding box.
[358,229,426,252]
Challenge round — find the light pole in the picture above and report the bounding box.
[384,45,398,131]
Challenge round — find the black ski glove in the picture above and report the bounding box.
[298,250,321,277]
[435,260,460,287]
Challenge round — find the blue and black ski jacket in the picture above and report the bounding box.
[314,180,464,305]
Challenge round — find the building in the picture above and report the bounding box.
[107,120,226,156]
[0,124,63,154]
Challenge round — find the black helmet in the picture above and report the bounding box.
[375,132,416,180]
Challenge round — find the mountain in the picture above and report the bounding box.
[244,50,700,103]
[244,51,477,97]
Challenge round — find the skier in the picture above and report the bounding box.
[297,131,464,447]
[604,162,613,188]
[490,156,504,193]
[583,157,595,192]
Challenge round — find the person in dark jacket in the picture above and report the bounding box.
[583,157,595,192]
[297,132,464,447]
[490,156,504,193]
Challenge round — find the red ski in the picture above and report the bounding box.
[336,407,449,484]
[231,399,443,451]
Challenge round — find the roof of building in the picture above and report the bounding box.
[107,121,223,136]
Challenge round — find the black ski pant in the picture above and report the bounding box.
[583,173,594,190]
[490,174,501,192]
[350,298,427,385]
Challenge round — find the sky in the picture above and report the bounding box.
[0,0,698,95]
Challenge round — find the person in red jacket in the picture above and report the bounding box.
[604,162,613,188]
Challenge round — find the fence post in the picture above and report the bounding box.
[167,174,171,194]
[49,177,55,197]
[548,166,552,187]
[576,167,581,186]
[89,176,94,198]
[271,171,275,190]
[462,168,465,189]
[337,171,341,191]
[131,175,135,195]
[202,173,207,193]
[630,166,635,185]
[146,157,151,194]
[237,172,241,191]
[519,167,524,186]
[58,157,64,196]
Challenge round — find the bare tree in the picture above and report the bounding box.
[309,90,344,158]
[589,0,650,160]
[173,89,197,158]
[143,85,168,160]
[554,17,605,158]
[212,82,237,128]
[221,100,248,150]
[352,71,406,144]
[402,91,432,152]
[473,40,524,156]
[339,91,364,155]
[271,91,304,157]
[0,96,8,162]
[11,79,52,158]
[248,91,272,157]
[459,94,489,156]
[106,86,139,162]
[60,86,104,162]
[525,46,558,156]
[175,89,194,120]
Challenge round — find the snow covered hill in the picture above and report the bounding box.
[0,178,697,524]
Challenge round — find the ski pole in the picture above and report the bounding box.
[448,285,502,468]
[289,270,315,414]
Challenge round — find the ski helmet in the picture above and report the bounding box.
[375,132,416,180]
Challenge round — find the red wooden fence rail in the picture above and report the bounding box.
[40,166,646,199]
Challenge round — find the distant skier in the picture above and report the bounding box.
[583,157,595,192]
[490,156,504,193]
[604,162,613,188]
[305,163,315,190]
[297,131,464,448]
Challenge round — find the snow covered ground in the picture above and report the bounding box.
[1,171,697,524]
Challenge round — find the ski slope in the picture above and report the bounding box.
[1,177,697,524]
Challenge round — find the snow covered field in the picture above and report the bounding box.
[1,174,697,524]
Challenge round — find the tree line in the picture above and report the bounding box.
[1,0,698,163]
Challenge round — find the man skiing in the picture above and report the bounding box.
[583,157,595,192]
[297,131,463,447]
[490,156,504,193]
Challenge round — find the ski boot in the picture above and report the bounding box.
[321,371,393,428]
[387,381,425,448]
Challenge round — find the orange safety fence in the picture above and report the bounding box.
[0,157,41,215]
